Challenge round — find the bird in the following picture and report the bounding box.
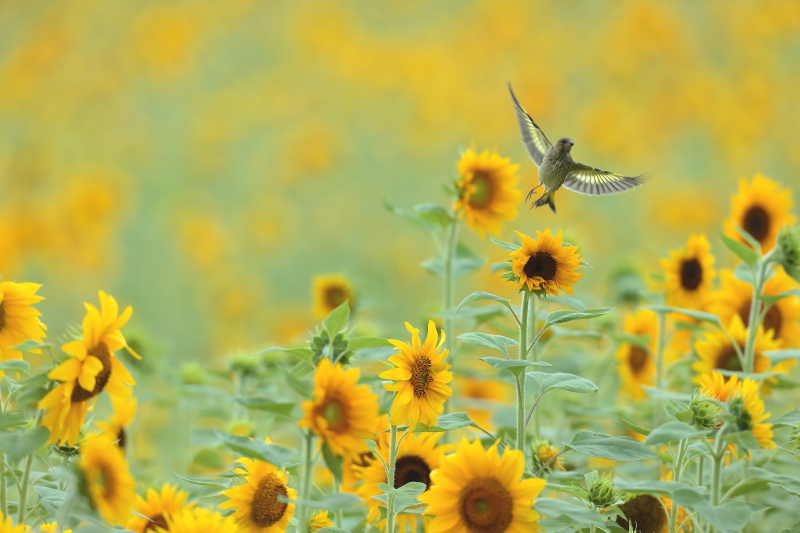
[508,83,646,213]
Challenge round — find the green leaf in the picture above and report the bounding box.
[765,349,800,365]
[10,339,54,352]
[760,288,800,307]
[641,304,722,326]
[720,232,759,268]
[490,261,511,274]
[378,481,427,500]
[645,421,709,445]
[772,408,800,428]
[348,337,390,351]
[691,501,751,533]
[546,295,588,311]
[723,430,760,451]
[283,369,312,398]
[316,528,351,533]
[253,346,314,359]
[322,442,344,483]
[455,292,516,319]
[546,308,613,325]
[734,262,755,284]
[397,412,475,433]
[733,223,762,255]
[562,431,658,461]
[614,478,705,501]
[534,499,611,531]
[0,412,27,429]
[544,482,589,499]
[384,199,440,233]
[478,357,550,377]
[171,472,231,488]
[0,426,50,464]
[489,237,519,252]
[414,203,452,228]
[664,399,693,423]
[780,520,800,533]
[456,332,517,357]
[288,492,362,511]
[534,372,598,394]
[233,396,294,417]
[0,360,31,376]
[215,431,295,466]
[745,466,800,497]
[616,415,652,437]
[325,302,350,336]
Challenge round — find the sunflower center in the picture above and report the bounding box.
[737,300,782,337]
[250,473,289,528]
[320,397,347,431]
[71,342,113,403]
[523,252,557,282]
[615,494,668,533]
[325,287,347,309]
[117,428,127,450]
[354,450,374,468]
[394,455,432,490]
[459,477,513,533]
[144,514,169,532]
[469,174,493,206]
[679,258,703,290]
[715,345,743,372]
[411,356,433,398]
[0,303,5,330]
[743,206,770,243]
[628,346,650,374]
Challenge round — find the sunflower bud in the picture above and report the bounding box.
[310,329,350,365]
[586,472,621,509]
[773,225,800,283]
[790,423,800,451]
[688,391,722,430]
[180,363,207,385]
[229,353,260,377]
[227,419,256,438]
[531,438,564,473]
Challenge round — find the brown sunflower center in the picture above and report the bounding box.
[737,300,782,337]
[117,428,127,450]
[71,342,113,403]
[144,514,169,532]
[615,494,668,533]
[394,455,432,490]
[523,252,557,282]
[353,450,374,468]
[250,472,289,528]
[319,395,348,432]
[411,356,433,398]
[469,174,493,206]
[679,258,703,290]
[459,477,513,533]
[0,303,6,330]
[743,206,770,243]
[325,287,348,310]
[715,345,743,372]
[628,346,650,374]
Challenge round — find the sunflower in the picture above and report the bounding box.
[700,371,740,403]
[724,174,796,253]
[693,315,780,378]
[453,376,512,432]
[708,267,800,348]
[127,484,192,533]
[219,457,296,533]
[660,234,716,309]
[39,523,72,533]
[342,416,389,491]
[159,507,239,533]
[308,511,333,532]
[453,148,521,237]
[419,439,546,533]
[97,396,137,450]
[355,432,451,533]
[616,310,658,400]
[380,321,452,429]
[312,274,355,319]
[0,513,28,533]
[509,229,583,296]
[615,494,668,533]
[79,432,136,525]
[39,291,139,445]
[729,377,774,449]
[0,281,47,375]
[299,358,379,457]
[531,438,565,473]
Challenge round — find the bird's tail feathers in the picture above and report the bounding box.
[533,190,557,213]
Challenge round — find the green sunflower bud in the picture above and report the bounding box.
[790,423,800,451]
[227,419,256,438]
[229,353,260,377]
[688,391,722,430]
[311,329,350,365]
[586,472,621,509]
[180,362,207,385]
[773,225,800,283]
[531,438,563,474]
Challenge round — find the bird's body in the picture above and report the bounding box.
[508,83,645,213]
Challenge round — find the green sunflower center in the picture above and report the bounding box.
[250,473,289,528]
[71,342,113,403]
[325,286,347,310]
[743,205,770,243]
[523,252,557,281]
[469,174,493,206]
[321,397,346,430]
[411,356,433,398]
[679,258,703,290]
[716,345,743,372]
[615,494,668,533]
[394,455,432,490]
[459,477,513,533]
[628,345,650,374]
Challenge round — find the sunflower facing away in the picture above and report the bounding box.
[312,274,355,319]
[97,395,137,450]
[724,174,796,253]
[693,314,781,379]
[355,432,451,533]
[729,376,775,449]
[79,432,136,525]
[660,234,716,309]
[299,358,379,457]
[309,511,333,532]
[219,457,296,533]
[0,281,47,374]
[615,494,668,533]
[39,291,140,446]
[160,506,239,533]
[419,439,546,533]
[509,229,583,296]
[380,321,452,429]
[616,309,658,400]
[453,148,521,237]
[127,484,192,533]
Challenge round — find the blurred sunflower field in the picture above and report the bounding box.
[2,1,800,532]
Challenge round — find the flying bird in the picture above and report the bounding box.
[508,83,646,213]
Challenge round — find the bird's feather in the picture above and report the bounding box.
[508,83,552,167]
[562,162,645,197]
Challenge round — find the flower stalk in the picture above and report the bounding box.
[298,431,315,531]
[743,260,768,373]
[385,424,399,533]
[516,291,530,453]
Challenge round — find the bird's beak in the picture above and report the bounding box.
[568,140,575,147]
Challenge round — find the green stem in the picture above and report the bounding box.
[526,296,540,440]
[710,431,725,507]
[441,221,459,424]
[0,454,6,520]
[743,261,767,373]
[653,311,668,433]
[697,456,704,486]
[18,410,44,524]
[299,431,315,531]
[332,477,343,528]
[516,292,530,453]
[669,439,688,533]
[386,424,399,533]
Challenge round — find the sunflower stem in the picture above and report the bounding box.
[441,220,459,425]
[669,439,688,533]
[386,424,399,533]
[710,426,726,508]
[743,260,767,373]
[299,431,315,531]
[17,409,43,525]
[653,310,668,435]
[332,477,343,528]
[516,292,530,454]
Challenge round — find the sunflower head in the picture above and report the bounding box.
[692,315,778,378]
[725,174,796,253]
[508,229,583,297]
[728,378,774,449]
[615,494,668,533]
[161,506,239,533]
[78,432,136,525]
[0,281,47,376]
[219,457,296,533]
[615,310,658,400]
[309,510,333,532]
[380,321,453,429]
[660,234,716,309]
[531,438,565,473]
[586,472,621,509]
[97,395,137,450]
[128,484,192,533]
[453,148,521,237]
[0,513,30,533]
[312,274,355,319]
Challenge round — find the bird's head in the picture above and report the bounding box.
[556,138,575,153]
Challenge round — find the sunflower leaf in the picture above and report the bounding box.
[613,478,705,501]
[0,360,31,376]
[491,261,512,274]
[214,430,295,467]
[720,232,759,268]
[746,466,800,497]
[615,415,652,437]
[760,289,800,306]
[233,396,295,417]
[285,492,362,511]
[691,501,752,533]
[348,337,390,351]
[563,431,658,461]
[315,528,351,533]
[772,408,800,427]
[414,203,452,228]
[489,237,519,252]
[383,199,440,233]
[0,426,50,465]
[641,305,722,326]
[733,223,763,256]
[171,472,231,489]
[478,357,550,377]
[324,301,350,336]
[9,339,53,352]
[455,292,516,320]
[645,421,709,445]
[765,349,800,364]
[546,308,613,325]
[322,442,344,483]
[456,332,517,357]
[528,372,598,394]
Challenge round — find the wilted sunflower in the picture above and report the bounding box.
[161,507,239,533]
[0,281,47,374]
[355,432,450,533]
[660,234,716,309]
[420,439,546,533]
[510,229,583,296]
[453,148,521,237]
[312,274,355,319]
[724,174,796,252]
[39,291,139,446]
[380,321,452,429]
[299,358,379,456]
[616,310,658,400]
[615,494,668,533]
[127,484,191,533]
[79,432,136,525]
[97,396,137,450]
[219,457,296,533]
[693,315,780,378]
[308,511,333,532]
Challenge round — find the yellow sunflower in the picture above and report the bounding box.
[453,148,521,237]
[219,457,296,533]
[453,375,512,432]
[308,511,333,532]
[509,229,583,296]
[660,234,716,309]
[39,522,72,533]
[419,439,546,533]
[342,416,390,491]
[731,377,774,449]
[0,513,28,533]
[615,494,668,533]
[699,371,740,403]
[0,281,47,375]
[97,396,137,450]
[616,310,658,400]
[159,507,239,533]
[380,321,452,429]
[693,315,780,378]
[299,358,379,457]
[79,432,135,525]
[355,432,451,533]
[709,267,800,348]
[312,274,355,319]
[127,484,192,533]
[39,291,139,445]
[724,174,796,253]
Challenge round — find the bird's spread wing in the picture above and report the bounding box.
[508,83,552,167]
[563,162,645,196]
